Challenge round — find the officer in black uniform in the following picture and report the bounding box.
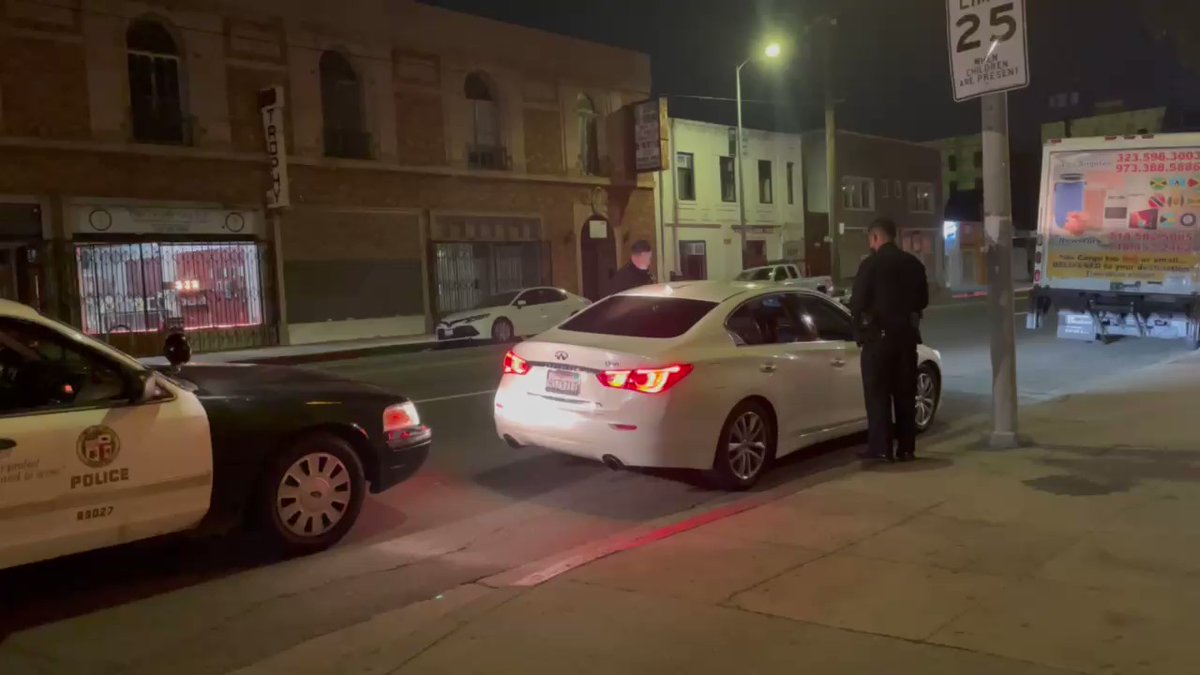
[606,239,654,296]
[849,218,929,462]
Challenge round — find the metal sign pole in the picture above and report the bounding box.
[946,0,1028,448]
[982,92,1020,448]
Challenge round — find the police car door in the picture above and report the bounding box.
[0,316,213,570]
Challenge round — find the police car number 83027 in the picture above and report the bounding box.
[0,299,432,572]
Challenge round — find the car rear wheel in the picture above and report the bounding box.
[712,400,775,490]
[258,433,366,555]
[915,364,940,433]
[491,318,514,342]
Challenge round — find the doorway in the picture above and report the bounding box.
[741,239,767,270]
[580,217,616,300]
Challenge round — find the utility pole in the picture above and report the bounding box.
[735,63,748,263]
[982,92,1020,449]
[822,17,841,283]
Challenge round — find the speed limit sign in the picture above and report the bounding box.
[946,0,1029,102]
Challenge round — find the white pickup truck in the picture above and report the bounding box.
[735,263,849,304]
[1027,133,1200,345]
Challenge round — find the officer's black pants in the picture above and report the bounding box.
[860,337,918,457]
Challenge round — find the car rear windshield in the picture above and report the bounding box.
[560,296,717,338]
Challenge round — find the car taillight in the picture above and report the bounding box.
[503,350,530,375]
[597,364,693,394]
[384,401,421,432]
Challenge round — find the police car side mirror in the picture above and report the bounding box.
[515,299,528,309]
[163,332,191,368]
[139,371,165,403]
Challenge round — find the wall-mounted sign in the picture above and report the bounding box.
[260,85,290,209]
[588,218,609,239]
[68,202,264,237]
[633,98,669,173]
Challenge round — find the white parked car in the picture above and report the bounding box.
[436,287,590,343]
[493,281,941,489]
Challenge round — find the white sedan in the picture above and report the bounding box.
[493,281,941,489]
[436,287,590,343]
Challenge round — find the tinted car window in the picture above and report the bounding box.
[525,288,566,305]
[725,294,812,346]
[480,291,520,308]
[561,296,716,338]
[771,267,789,282]
[792,296,855,342]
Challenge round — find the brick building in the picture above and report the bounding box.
[0,0,654,354]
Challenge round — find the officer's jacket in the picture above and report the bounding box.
[849,242,929,343]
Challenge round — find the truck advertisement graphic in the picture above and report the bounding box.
[1043,147,1200,290]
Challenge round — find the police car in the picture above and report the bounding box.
[0,300,431,571]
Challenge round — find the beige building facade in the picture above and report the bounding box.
[0,0,654,354]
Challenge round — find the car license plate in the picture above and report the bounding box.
[546,369,581,396]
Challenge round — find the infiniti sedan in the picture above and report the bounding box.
[493,281,941,489]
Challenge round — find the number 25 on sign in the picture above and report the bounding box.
[945,0,1030,102]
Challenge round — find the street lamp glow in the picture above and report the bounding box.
[764,42,782,59]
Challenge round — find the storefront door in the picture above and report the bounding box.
[580,218,616,300]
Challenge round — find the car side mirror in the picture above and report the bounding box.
[127,370,161,403]
[163,332,191,369]
[515,299,528,308]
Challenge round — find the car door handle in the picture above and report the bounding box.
[0,438,16,450]
[760,363,777,373]
[830,358,846,368]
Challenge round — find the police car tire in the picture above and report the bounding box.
[258,433,367,555]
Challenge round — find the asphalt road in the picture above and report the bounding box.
[1,299,1192,674]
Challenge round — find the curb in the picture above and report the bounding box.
[233,339,447,365]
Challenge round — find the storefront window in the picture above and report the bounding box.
[75,241,265,335]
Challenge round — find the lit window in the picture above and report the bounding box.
[75,242,266,335]
[907,182,935,214]
[840,176,875,211]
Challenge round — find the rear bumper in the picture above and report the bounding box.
[492,390,711,470]
[1029,286,1199,315]
[1028,286,1200,340]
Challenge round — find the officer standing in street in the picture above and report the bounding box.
[606,239,654,296]
[849,218,929,462]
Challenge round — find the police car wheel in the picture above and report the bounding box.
[259,433,366,554]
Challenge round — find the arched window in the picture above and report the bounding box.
[127,19,185,144]
[320,51,369,158]
[465,72,505,169]
[578,94,600,175]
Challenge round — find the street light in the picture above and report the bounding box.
[736,41,783,264]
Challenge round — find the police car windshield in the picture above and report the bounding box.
[39,315,147,372]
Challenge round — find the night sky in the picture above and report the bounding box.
[422,0,1194,152]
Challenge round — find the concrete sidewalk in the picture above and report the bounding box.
[233,351,1200,675]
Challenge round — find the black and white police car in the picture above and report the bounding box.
[0,300,431,571]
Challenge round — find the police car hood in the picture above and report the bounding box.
[158,363,397,400]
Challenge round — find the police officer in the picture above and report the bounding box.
[849,218,929,462]
[606,239,654,296]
